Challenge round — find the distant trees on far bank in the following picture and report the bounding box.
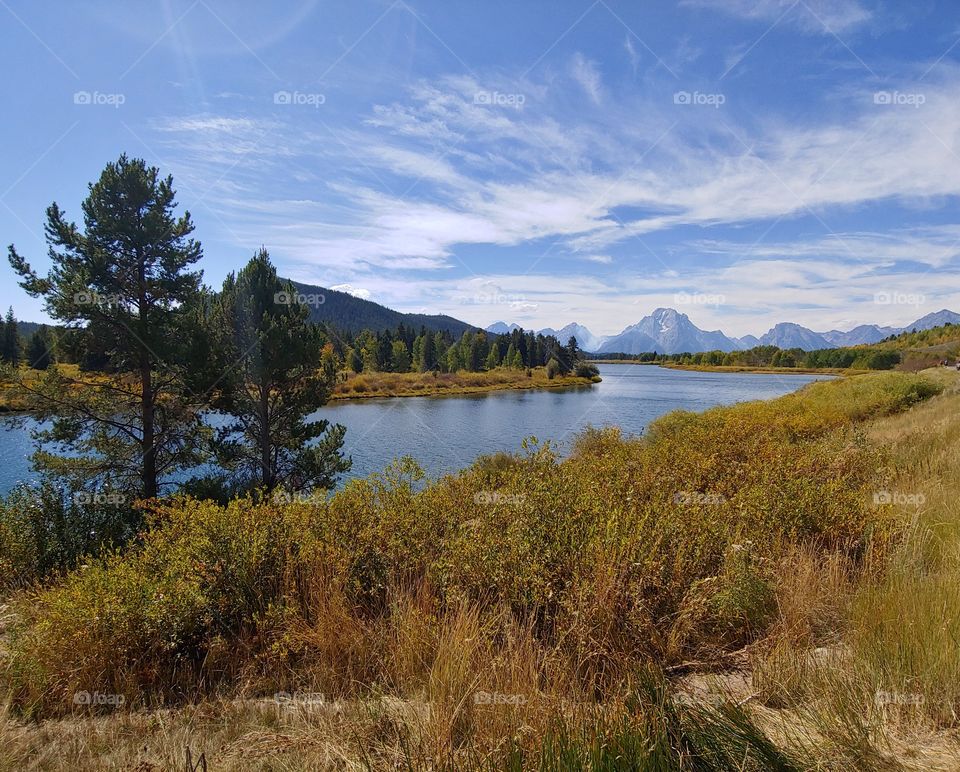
[589,344,903,370]
[325,325,585,377]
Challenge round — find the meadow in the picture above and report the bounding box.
[0,369,958,769]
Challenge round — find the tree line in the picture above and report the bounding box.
[326,324,586,377]
[589,344,902,370]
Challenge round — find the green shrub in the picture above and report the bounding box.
[0,481,139,589]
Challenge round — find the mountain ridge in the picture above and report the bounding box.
[487,308,960,354]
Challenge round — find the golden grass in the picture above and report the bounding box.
[331,367,598,400]
[0,364,110,413]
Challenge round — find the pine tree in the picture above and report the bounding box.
[26,324,55,370]
[348,346,363,373]
[211,249,350,493]
[485,345,499,370]
[505,342,520,369]
[0,307,21,366]
[412,334,424,371]
[8,155,205,497]
[391,339,411,372]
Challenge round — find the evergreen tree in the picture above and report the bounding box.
[485,345,500,370]
[211,249,350,493]
[429,331,444,371]
[0,307,21,366]
[348,346,363,373]
[446,343,461,372]
[412,334,424,371]
[565,336,580,369]
[505,342,520,369]
[26,324,55,370]
[391,339,411,372]
[8,155,206,497]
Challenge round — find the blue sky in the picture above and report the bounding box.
[1,0,959,337]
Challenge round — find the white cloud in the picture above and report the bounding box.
[684,0,872,34]
[570,53,603,104]
[624,36,640,74]
[330,283,372,300]
[149,70,960,334]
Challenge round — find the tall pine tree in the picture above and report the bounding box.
[210,248,350,493]
[8,155,206,497]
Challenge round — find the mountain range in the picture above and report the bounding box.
[18,276,957,357]
[486,308,960,355]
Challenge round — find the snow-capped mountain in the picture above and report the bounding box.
[485,321,522,335]
[821,324,897,347]
[599,308,740,354]
[486,308,960,355]
[758,323,832,351]
[485,321,604,351]
[537,323,605,352]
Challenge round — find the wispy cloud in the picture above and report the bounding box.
[570,52,603,104]
[684,0,872,35]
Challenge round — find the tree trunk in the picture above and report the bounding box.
[141,359,157,498]
[260,382,273,490]
[138,251,157,499]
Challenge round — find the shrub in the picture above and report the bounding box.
[574,361,600,378]
[0,481,140,589]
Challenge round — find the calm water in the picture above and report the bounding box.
[0,364,831,493]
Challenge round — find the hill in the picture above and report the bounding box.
[288,281,476,336]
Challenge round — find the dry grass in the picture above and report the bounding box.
[331,367,597,400]
[740,368,960,768]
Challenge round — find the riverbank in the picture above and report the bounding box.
[2,370,957,768]
[589,359,851,374]
[0,366,600,413]
[661,362,855,375]
[331,367,599,399]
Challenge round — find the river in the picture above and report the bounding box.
[0,364,831,493]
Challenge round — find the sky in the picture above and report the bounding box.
[1,0,959,338]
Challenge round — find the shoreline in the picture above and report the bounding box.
[589,360,852,375]
[329,377,599,401]
[0,370,602,415]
